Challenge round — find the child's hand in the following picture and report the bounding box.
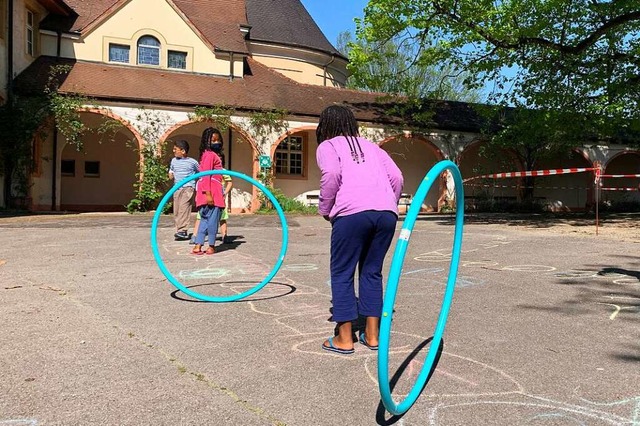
[206,193,214,205]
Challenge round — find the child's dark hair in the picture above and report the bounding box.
[316,105,364,163]
[174,139,189,154]
[316,105,359,144]
[199,127,224,157]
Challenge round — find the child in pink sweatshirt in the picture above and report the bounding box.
[192,127,225,255]
[316,105,403,355]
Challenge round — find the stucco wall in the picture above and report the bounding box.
[249,42,347,87]
[273,130,320,200]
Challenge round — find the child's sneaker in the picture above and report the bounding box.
[174,231,189,241]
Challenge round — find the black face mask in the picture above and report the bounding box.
[210,142,223,153]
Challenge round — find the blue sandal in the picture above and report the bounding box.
[322,337,354,355]
[359,333,379,351]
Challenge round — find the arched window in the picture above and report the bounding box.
[137,35,160,66]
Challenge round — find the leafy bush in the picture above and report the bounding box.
[257,188,318,214]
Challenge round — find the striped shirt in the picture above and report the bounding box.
[170,156,200,188]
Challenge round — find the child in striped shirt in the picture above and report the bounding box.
[169,140,199,241]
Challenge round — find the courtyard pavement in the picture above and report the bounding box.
[0,212,638,425]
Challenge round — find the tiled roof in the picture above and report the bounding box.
[245,0,344,58]
[40,0,340,56]
[40,0,248,53]
[40,0,119,33]
[15,56,486,132]
[171,0,249,53]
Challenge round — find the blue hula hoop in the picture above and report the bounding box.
[378,160,465,415]
[150,169,289,302]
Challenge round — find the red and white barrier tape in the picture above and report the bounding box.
[600,174,640,178]
[464,183,591,190]
[601,187,639,191]
[464,167,597,182]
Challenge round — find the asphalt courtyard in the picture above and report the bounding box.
[0,212,638,425]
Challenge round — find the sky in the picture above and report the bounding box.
[300,0,368,47]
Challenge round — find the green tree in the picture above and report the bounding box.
[353,0,640,142]
[337,30,483,102]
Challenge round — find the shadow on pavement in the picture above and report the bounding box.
[375,337,444,425]
[169,281,297,303]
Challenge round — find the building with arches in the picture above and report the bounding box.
[2,0,638,212]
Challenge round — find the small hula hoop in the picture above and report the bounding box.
[150,169,289,302]
[378,160,465,415]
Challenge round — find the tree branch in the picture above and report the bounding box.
[431,1,640,56]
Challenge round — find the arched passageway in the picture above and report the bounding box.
[458,140,522,202]
[534,150,595,210]
[60,111,140,211]
[160,121,258,213]
[380,135,444,211]
[602,152,640,205]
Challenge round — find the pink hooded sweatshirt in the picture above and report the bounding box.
[316,135,403,220]
[195,151,225,208]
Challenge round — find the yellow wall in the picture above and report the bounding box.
[273,131,321,199]
[253,54,345,87]
[68,0,239,76]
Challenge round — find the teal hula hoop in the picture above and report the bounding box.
[378,160,465,415]
[151,169,289,302]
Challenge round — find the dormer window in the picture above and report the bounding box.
[137,36,160,66]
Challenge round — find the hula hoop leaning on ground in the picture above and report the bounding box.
[378,160,465,415]
[151,170,288,303]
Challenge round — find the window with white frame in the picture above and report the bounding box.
[137,35,160,66]
[26,9,34,56]
[109,43,130,63]
[275,136,305,176]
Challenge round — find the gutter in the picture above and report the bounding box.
[322,54,336,87]
[51,31,62,211]
[7,0,13,103]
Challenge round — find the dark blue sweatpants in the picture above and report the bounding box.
[330,210,397,322]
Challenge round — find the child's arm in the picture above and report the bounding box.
[223,175,232,195]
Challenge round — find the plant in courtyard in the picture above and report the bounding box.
[191,105,235,132]
[127,109,172,213]
[0,65,121,207]
[257,187,318,214]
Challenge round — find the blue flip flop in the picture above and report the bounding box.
[359,333,379,351]
[322,337,354,355]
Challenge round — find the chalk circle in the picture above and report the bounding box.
[378,160,465,416]
[414,253,451,262]
[462,261,499,268]
[554,270,598,279]
[501,265,556,272]
[613,278,640,285]
[151,170,288,302]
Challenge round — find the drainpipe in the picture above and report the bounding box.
[51,31,62,211]
[322,54,336,87]
[227,127,232,170]
[229,52,234,81]
[7,0,13,102]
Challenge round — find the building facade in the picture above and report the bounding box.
[3,0,639,212]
